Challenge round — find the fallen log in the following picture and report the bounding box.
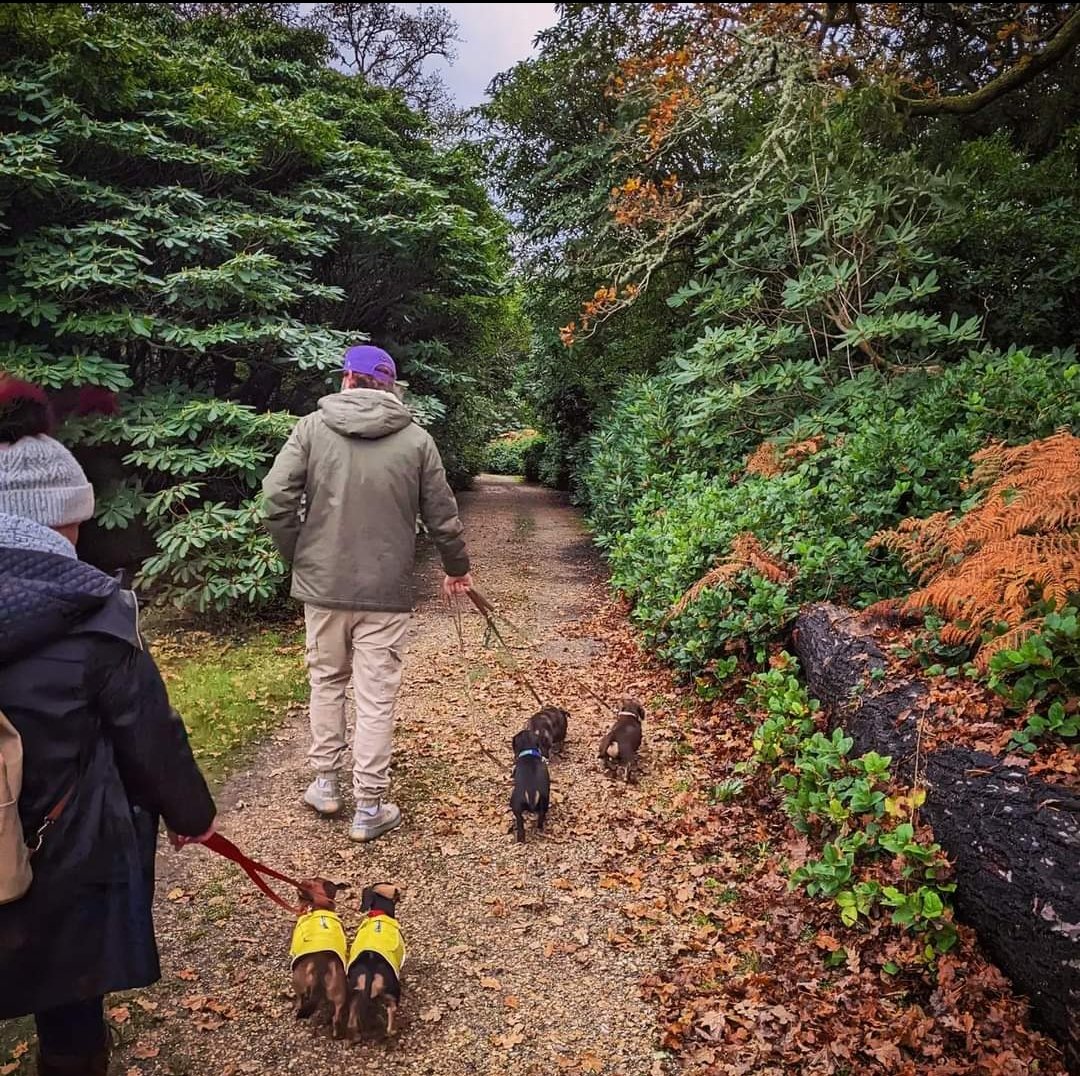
[793,603,1080,1070]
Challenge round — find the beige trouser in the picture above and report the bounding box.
[304,606,411,806]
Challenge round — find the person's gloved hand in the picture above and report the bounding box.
[168,820,217,850]
[442,572,473,599]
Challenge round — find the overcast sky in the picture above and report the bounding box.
[433,4,558,107]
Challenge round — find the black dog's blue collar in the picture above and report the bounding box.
[517,748,544,761]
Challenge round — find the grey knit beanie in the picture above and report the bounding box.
[0,434,95,528]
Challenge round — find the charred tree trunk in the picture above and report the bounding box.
[793,603,1080,1070]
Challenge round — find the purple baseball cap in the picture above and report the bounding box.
[343,345,397,383]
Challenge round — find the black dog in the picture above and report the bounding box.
[510,729,550,842]
[346,883,405,1040]
[598,698,645,782]
[527,705,570,758]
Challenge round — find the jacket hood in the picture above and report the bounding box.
[318,390,413,440]
[0,545,120,664]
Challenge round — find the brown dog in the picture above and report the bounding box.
[347,883,406,1040]
[598,699,645,782]
[290,878,350,1038]
[527,705,570,758]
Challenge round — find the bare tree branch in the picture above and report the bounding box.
[307,3,460,114]
[897,6,1080,116]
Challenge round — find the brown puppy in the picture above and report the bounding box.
[527,705,570,758]
[598,699,645,782]
[290,878,350,1039]
[347,883,406,1040]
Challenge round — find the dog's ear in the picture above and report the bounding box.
[359,885,375,909]
[372,881,402,902]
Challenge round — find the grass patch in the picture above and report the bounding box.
[154,627,307,782]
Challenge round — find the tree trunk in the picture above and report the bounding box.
[793,603,1080,1071]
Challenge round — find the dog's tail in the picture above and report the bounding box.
[349,968,373,1032]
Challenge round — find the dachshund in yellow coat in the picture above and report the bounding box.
[290,879,349,1038]
[347,883,405,1040]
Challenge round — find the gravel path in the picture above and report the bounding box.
[115,476,672,1076]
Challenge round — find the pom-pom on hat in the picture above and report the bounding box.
[0,377,95,528]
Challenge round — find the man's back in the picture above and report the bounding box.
[262,389,468,612]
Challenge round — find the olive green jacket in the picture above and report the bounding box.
[262,389,469,612]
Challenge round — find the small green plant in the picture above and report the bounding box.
[987,604,1080,753]
[892,613,972,677]
[709,777,746,803]
[744,655,957,960]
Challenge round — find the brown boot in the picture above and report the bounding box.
[37,1041,109,1076]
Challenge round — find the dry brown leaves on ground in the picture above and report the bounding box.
[573,603,1068,1075]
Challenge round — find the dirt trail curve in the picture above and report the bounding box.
[118,476,673,1076]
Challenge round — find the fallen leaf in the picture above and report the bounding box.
[175,968,198,981]
[135,998,158,1013]
[131,1044,160,1060]
[107,1005,130,1025]
[9,1046,26,1061]
[165,888,186,902]
[814,932,842,952]
[493,1023,525,1050]
[0,1064,17,1076]
[504,995,519,1009]
[420,1006,444,1024]
[479,976,501,990]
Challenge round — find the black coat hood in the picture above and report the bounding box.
[0,546,120,665]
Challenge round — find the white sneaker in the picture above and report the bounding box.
[349,802,402,842]
[303,773,341,815]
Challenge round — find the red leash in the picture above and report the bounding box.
[202,832,306,915]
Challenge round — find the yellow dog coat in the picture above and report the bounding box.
[348,912,406,977]
[290,910,347,967]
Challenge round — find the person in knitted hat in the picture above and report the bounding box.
[0,395,95,548]
[263,344,475,841]
[0,379,217,1076]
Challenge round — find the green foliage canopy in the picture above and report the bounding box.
[0,3,519,609]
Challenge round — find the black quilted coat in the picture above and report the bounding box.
[0,545,215,1018]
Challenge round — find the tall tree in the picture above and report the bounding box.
[308,3,459,115]
[0,3,516,608]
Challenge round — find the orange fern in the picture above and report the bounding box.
[665,533,797,623]
[746,435,826,478]
[746,442,783,477]
[869,430,1080,667]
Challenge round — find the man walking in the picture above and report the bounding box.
[263,345,472,841]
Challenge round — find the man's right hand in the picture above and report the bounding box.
[442,572,473,599]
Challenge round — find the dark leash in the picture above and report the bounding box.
[463,587,544,707]
[467,588,618,715]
